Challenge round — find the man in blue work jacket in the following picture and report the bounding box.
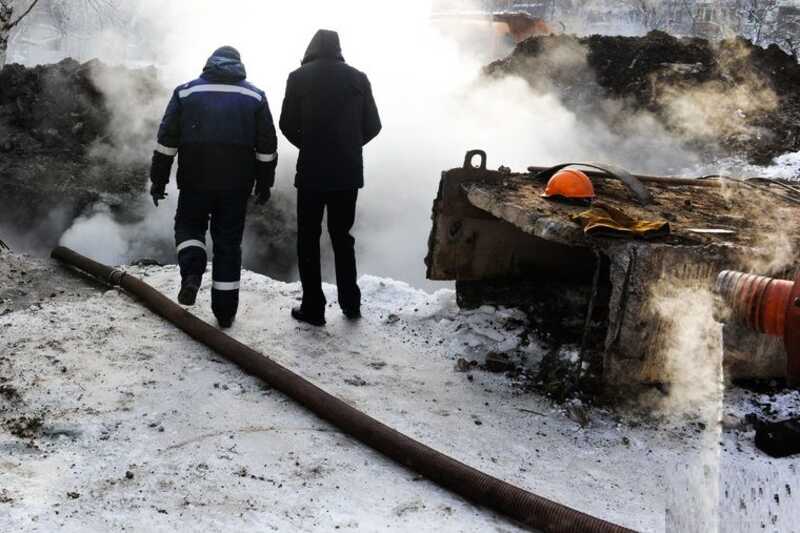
[149,46,278,329]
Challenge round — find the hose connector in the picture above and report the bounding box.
[716,270,800,385]
[108,269,126,286]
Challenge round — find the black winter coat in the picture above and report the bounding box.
[279,30,382,191]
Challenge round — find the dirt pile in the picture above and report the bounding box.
[0,251,102,313]
[0,58,161,151]
[487,31,800,165]
[0,59,159,251]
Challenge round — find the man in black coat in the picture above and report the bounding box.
[150,46,278,329]
[280,30,382,326]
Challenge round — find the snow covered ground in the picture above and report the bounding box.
[1,261,799,532]
[743,151,800,181]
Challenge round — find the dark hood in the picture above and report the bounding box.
[302,30,344,65]
[202,46,247,82]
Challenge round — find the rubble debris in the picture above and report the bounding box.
[0,252,100,313]
[487,32,800,164]
[754,418,800,458]
[344,376,368,387]
[0,490,13,504]
[41,424,83,440]
[0,382,21,402]
[455,358,479,373]
[131,258,164,267]
[484,352,514,373]
[564,398,591,427]
[5,414,44,439]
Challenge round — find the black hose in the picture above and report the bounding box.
[51,246,637,533]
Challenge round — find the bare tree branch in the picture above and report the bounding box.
[7,0,41,31]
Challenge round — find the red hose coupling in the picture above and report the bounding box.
[717,270,800,385]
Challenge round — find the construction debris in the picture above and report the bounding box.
[754,417,800,458]
[426,153,800,391]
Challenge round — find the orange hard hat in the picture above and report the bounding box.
[542,169,595,200]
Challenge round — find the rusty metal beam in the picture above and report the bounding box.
[527,166,722,188]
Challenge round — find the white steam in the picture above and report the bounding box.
[60,208,128,265]
[650,280,725,531]
[60,200,176,266]
[55,0,705,286]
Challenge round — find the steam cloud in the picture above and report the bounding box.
[48,0,714,288]
[655,40,779,151]
[649,279,724,531]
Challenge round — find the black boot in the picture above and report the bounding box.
[342,306,361,320]
[217,315,235,329]
[178,275,201,306]
[291,307,326,327]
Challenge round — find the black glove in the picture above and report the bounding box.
[150,183,167,207]
[254,184,271,206]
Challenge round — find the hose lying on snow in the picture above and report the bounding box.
[52,246,635,533]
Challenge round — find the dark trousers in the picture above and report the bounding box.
[297,188,360,316]
[174,189,250,319]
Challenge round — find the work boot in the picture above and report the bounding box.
[291,307,325,327]
[217,315,235,329]
[178,275,201,306]
[342,307,361,320]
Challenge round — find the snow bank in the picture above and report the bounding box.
[745,150,800,181]
[1,265,798,531]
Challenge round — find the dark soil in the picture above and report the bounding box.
[456,277,609,402]
[487,31,800,164]
[5,414,44,439]
[0,59,158,252]
[0,58,152,148]
[755,417,800,458]
[0,252,103,313]
[0,381,20,402]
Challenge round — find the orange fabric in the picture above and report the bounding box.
[542,169,595,199]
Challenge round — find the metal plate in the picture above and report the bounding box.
[687,228,737,235]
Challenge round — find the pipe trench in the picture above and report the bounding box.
[52,246,635,533]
